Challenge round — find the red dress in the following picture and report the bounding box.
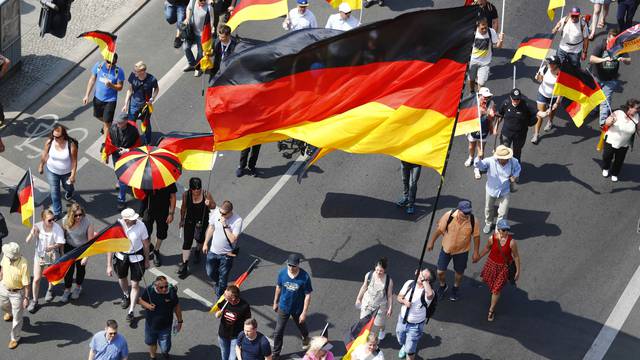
[481,234,513,294]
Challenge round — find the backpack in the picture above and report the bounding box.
[445,210,475,234]
[560,15,590,46]
[365,271,390,295]
[402,280,437,324]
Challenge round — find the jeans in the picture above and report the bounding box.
[239,145,261,169]
[164,1,187,28]
[485,191,510,226]
[500,134,526,162]
[617,0,639,31]
[129,101,152,145]
[598,80,618,126]
[45,167,74,217]
[401,161,422,206]
[144,322,172,354]
[205,252,234,297]
[63,244,86,288]
[557,48,581,68]
[602,142,629,176]
[111,153,128,203]
[183,37,203,67]
[218,335,238,360]
[272,309,309,356]
[395,314,425,355]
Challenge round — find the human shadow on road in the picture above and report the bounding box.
[518,162,601,195]
[429,354,490,360]
[128,344,215,360]
[591,158,640,192]
[258,161,323,180]
[538,111,601,145]
[21,317,93,347]
[508,207,561,239]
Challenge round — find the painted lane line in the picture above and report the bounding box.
[583,264,640,360]
[0,156,50,203]
[183,288,213,308]
[77,157,89,171]
[148,267,179,286]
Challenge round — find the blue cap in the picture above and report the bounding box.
[297,0,309,6]
[497,219,511,230]
[457,200,472,214]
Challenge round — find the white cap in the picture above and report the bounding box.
[1,242,21,261]
[339,2,352,13]
[120,208,140,221]
[478,87,493,98]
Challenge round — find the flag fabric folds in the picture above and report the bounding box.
[343,309,378,360]
[226,0,288,32]
[607,24,640,57]
[552,63,606,127]
[296,147,334,183]
[547,0,565,21]
[157,133,215,171]
[101,120,142,163]
[455,93,481,136]
[206,8,477,174]
[78,31,117,62]
[10,170,35,228]
[200,9,215,71]
[326,0,362,10]
[210,259,260,313]
[511,34,553,63]
[137,102,153,136]
[43,223,130,284]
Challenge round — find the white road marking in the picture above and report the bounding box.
[0,156,50,195]
[583,264,640,360]
[148,267,178,286]
[183,288,213,308]
[77,157,89,170]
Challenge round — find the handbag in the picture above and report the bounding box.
[221,219,239,256]
[496,234,517,285]
[179,0,196,41]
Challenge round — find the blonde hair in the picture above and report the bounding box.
[64,202,85,230]
[307,336,329,354]
[134,61,146,71]
[41,209,54,220]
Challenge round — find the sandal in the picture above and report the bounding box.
[488,310,495,322]
[597,22,605,29]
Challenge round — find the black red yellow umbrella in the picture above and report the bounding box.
[114,146,182,190]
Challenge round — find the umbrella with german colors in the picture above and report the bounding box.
[114,146,182,190]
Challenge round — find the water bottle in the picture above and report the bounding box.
[172,320,179,336]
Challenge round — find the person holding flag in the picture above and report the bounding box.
[107,114,142,209]
[182,0,215,77]
[468,17,504,93]
[532,55,561,144]
[464,87,496,180]
[601,98,640,182]
[122,61,159,145]
[83,53,125,140]
[395,269,434,360]
[59,203,95,303]
[552,7,590,67]
[215,285,252,360]
[0,242,31,350]
[283,0,317,31]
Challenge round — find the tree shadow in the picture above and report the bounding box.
[21,317,93,347]
[517,162,601,195]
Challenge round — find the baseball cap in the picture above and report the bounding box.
[297,0,309,6]
[570,7,581,16]
[478,87,493,98]
[287,253,301,266]
[510,88,522,100]
[457,200,472,215]
[115,112,129,124]
[496,219,511,230]
[339,3,352,13]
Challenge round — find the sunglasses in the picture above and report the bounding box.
[45,218,55,223]
[74,213,84,218]
[287,264,298,268]
[219,210,229,216]
[156,285,168,290]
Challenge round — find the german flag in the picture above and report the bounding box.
[226,0,288,32]
[206,8,477,174]
[157,133,215,171]
[78,31,117,62]
[455,93,481,136]
[547,0,565,21]
[596,125,609,152]
[296,147,334,183]
[43,222,130,284]
[210,259,260,313]
[137,103,153,138]
[552,63,606,127]
[464,0,474,5]
[607,24,640,57]
[326,0,362,10]
[343,309,378,360]
[511,34,553,63]
[10,170,35,228]
[200,9,214,72]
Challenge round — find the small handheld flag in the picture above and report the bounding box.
[455,93,481,136]
[343,309,378,360]
[547,0,565,21]
[552,64,606,127]
[78,31,117,62]
[511,34,553,63]
[607,24,640,57]
[199,9,214,72]
[209,258,260,313]
[10,170,35,228]
[226,0,288,32]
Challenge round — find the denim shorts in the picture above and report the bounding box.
[145,323,172,353]
[437,248,469,273]
[536,92,552,106]
[396,314,425,355]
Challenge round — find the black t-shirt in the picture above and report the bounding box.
[140,183,177,217]
[476,2,499,28]
[499,99,534,138]
[127,73,158,104]
[167,0,189,5]
[218,298,252,339]
[109,123,140,148]
[590,39,628,81]
[141,286,179,330]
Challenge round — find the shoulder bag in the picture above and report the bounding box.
[496,234,517,285]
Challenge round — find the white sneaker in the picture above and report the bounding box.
[45,289,54,302]
[464,157,473,167]
[543,121,553,132]
[474,168,481,179]
[530,134,539,144]
[71,287,82,300]
[611,176,618,182]
[602,169,609,177]
[194,69,202,77]
[61,290,71,303]
[378,330,386,341]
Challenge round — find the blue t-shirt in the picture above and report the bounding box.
[237,332,272,360]
[127,72,158,104]
[90,331,129,360]
[92,61,125,102]
[277,268,312,315]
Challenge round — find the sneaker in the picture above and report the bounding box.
[64,191,73,201]
[3,312,12,321]
[71,287,82,300]
[235,167,244,177]
[611,176,618,182]
[173,36,182,49]
[449,286,460,301]
[45,289,54,302]
[474,167,481,179]
[194,69,202,77]
[483,223,492,234]
[183,65,195,72]
[247,167,258,177]
[464,156,473,167]
[301,336,311,350]
[61,290,71,303]
[153,250,162,267]
[121,294,130,309]
[602,169,609,177]
[406,205,415,214]
[378,330,386,341]
[530,134,539,144]
[396,197,409,207]
[126,311,134,323]
[438,284,448,300]
[398,346,407,359]
[543,121,553,132]
[27,300,38,313]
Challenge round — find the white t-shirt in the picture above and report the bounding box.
[606,110,639,149]
[34,221,65,260]
[470,28,498,66]
[208,207,243,255]
[559,18,589,54]
[351,343,385,360]
[398,280,432,324]
[115,219,148,263]
[284,8,317,31]
[325,13,359,31]
[538,67,558,98]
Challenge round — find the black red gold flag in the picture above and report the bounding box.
[455,93,481,136]
[226,0,288,32]
[157,132,215,171]
[552,63,606,127]
[343,309,378,360]
[210,259,260,313]
[200,9,214,71]
[78,31,117,62]
[511,34,553,63]
[607,24,640,57]
[10,170,34,227]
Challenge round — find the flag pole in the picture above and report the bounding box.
[512,64,516,89]
[29,168,36,227]
[358,1,364,26]
[476,93,484,156]
[500,0,505,33]
[403,63,470,324]
[321,322,329,337]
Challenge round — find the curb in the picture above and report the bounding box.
[0,0,150,131]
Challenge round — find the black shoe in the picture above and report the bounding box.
[193,250,201,264]
[121,295,130,309]
[177,261,188,275]
[449,286,460,302]
[153,251,161,267]
[126,311,134,323]
[183,65,196,72]
[64,191,73,201]
[248,167,260,177]
[236,167,245,177]
[438,284,448,300]
[173,36,182,49]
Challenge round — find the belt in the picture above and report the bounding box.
[6,287,23,293]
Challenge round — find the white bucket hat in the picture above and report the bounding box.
[120,208,139,221]
[2,242,21,261]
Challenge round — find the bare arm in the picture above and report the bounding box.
[478,235,493,259]
[426,227,443,251]
[174,303,183,332]
[179,192,187,227]
[511,240,521,280]
[301,293,311,318]
[88,349,96,360]
[355,274,368,305]
[69,142,78,182]
[0,55,10,77]
[235,343,243,360]
[38,140,52,174]
[167,193,176,224]
[202,225,214,253]
[122,86,133,112]
[386,278,394,315]
[142,237,150,268]
[83,75,97,104]
[273,285,281,311]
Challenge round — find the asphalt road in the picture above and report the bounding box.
[1,1,640,359]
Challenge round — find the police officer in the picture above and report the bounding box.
[497,88,535,162]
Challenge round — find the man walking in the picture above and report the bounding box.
[395,269,434,360]
[325,3,360,31]
[426,200,480,301]
[552,7,590,67]
[88,320,129,360]
[83,53,125,140]
[468,17,504,92]
[139,183,177,267]
[182,0,214,77]
[236,145,262,177]
[203,200,243,297]
[216,285,252,360]
[122,61,159,144]
[283,0,317,31]
[236,318,272,360]
[272,254,312,359]
[474,145,521,234]
[107,208,150,324]
[107,114,141,209]
[0,242,30,349]
[164,0,189,48]
[138,275,183,360]
[498,88,535,161]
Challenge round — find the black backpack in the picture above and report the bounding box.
[445,209,475,233]
[402,280,437,324]
[365,271,390,295]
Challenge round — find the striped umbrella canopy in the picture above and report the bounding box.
[114,146,182,190]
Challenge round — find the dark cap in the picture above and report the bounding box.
[115,112,128,124]
[570,7,580,15]
[457,200,472,215]
[496,219,511,230]
[287,254,301,266]
[510,88,522,100]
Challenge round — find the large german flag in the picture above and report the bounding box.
[78,31,117,62]
[43,222,130,284]
[10,170,34,228]
[547,0,565,21]
[157,133,215,171]
[206,8,477,174]
[326,0,362,10]
[552,63,606,127]
[209,259,260,313]
[511,34,553,63]
[226,0,288,32]
[343,309,378,360]
[455,93,481,136]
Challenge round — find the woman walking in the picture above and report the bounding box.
[589,0,612,40]
[355,258,393,340]
[38,125,78,220]
[26,209,66,313]
[60,203,95,302]
[464,87,496,180]
[531,56,561,144]
[178,177,215,278]
[478,219,521,322]
[302,336,335,360]
[601,98,640,182]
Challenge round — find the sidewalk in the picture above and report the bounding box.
[0,0,149,123]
